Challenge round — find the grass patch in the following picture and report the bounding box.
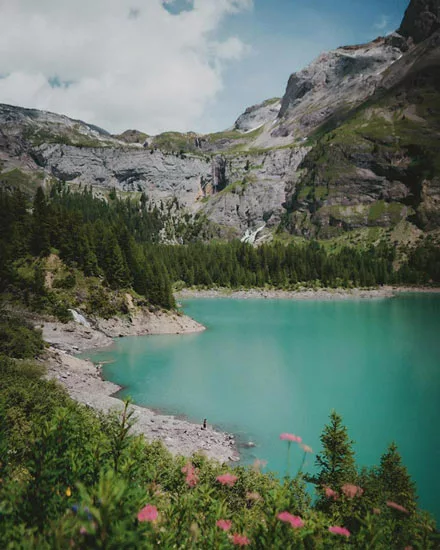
[151,131,197,153]
[24,127,116,148]
[368,200,386,222]
[0,168,43,193]
[262,97,281,106]
[297,186,312,200]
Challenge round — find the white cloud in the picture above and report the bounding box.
[213,37,251,60]
[374,15,390,31]
[0,0,252,133]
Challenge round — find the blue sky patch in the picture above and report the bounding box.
[48,76,73,89]
[163,0,194,16]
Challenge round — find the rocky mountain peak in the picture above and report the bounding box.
[399,0,440,43]
[1,0,439,241]
[274,38,403,138]
[233,98,281,132]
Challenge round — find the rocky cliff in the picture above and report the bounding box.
[282,6,440,239]
[0,0,439,241]
[399,0,440,43]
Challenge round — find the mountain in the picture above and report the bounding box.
[282,1,440,239]
[0,0,439,243]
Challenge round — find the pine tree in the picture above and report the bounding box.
[104,235,130,289]
[31,187,51,257]
[377,443,417,513]
[308,411,357,499]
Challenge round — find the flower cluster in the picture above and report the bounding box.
[182,462,199,488]
[216,519,232,532]
[325,486,339,500]
[329,525,351,537]
[342,483,364,499]
[231,533,251,546]
[131,430,417,549]
[279,432,313,455]
[137,504,158,523]
[386,500,409,514]
[278,511,305,528]
[216,473,238,487]
[280,433,302,443]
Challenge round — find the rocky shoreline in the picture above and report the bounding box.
[41,285,439,464]
[42,308,239,464]
[41,308,205,355]
[176,286,440,301]
[45,349,238,463]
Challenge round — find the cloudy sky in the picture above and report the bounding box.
[0,0,409,135]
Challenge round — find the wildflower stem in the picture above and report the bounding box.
[297,451,306,476]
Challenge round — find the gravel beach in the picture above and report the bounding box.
[43,309,239,464]
[176,286,440,301]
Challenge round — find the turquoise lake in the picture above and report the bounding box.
[84,294,440,520]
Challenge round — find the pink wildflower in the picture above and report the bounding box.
[329,526,351,537]
[342,484,364,499]
[324,486,338,500]
[186,471,199,487]
[300,443,313,453]
[182,463,199,487]
[373,507,381,515]
[278,511,305,528]
[182,463,191,474]
[386,501,409,514]
[280,433,302,443]
[216,519,232,532]
[79,526,87,535]
[216,473,238,487]
[137,504,158,522]
[231,533,251,546]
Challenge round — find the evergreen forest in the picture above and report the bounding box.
[1,186,439,327]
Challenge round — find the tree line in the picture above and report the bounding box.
[0,185,176,309]
[157,240,396,289]
[0,186,438,321]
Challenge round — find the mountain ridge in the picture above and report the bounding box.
[1,0,439,243]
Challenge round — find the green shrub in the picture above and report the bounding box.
[0,354,437,549]
[53,272,76,290]
[0,313,44,359]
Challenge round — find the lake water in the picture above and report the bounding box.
[84,294,440,520]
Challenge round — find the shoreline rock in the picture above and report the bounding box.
[42,307,239,464]
[176,286,440,301]
[46,348,238,464]
[41,308,205,355]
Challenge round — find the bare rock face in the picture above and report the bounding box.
[201,148,308,231]
[0,103,115,145]
[276,38,404,137]
[234,98,281,132]
[399,0,440,43]
[282,46,440,239]
[1,1,439,240]
[36,144,212,208]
